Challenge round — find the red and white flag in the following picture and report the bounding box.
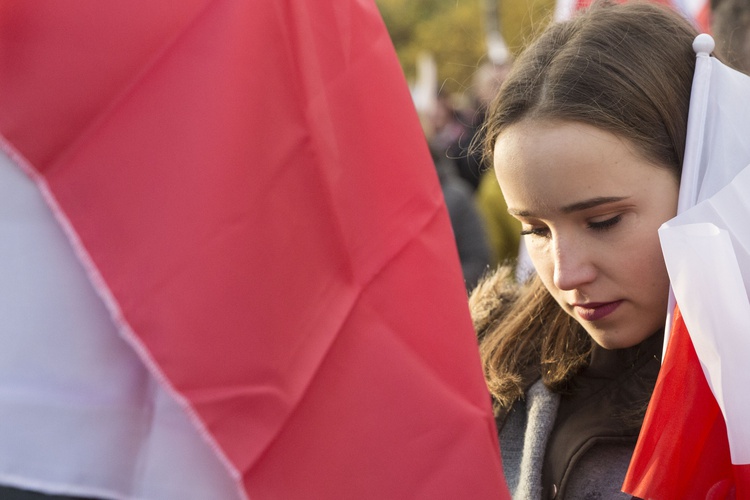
[554,0,710,31]
[673,0,712,32]
[553,0,593,22]
[0,1,508,498]
[624,34,750,499]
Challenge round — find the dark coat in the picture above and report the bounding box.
[499,333,662,499]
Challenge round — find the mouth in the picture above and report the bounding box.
[572,300,623,321]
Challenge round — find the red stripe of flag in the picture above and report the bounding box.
[624,307,750,499]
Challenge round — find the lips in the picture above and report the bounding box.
[573,300,623,321]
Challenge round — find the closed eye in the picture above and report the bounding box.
[520,226,550,238]
[587,214,622,231]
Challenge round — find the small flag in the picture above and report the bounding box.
[624,34,750,499]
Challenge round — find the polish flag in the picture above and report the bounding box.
[553,0,593,22]
[554,0,710,31]
[673,0,712,32]
[0,1,508,498]
[623,34,750,499]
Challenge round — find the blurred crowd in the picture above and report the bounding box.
[420,61,527,292]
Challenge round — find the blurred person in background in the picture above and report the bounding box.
[430,143,492,291]
[712,0,750,74]
[468,62,531,276]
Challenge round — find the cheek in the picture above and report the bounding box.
[640,246,671,290]
[618,231,670,291]
[524,238,545,268]
[524,241,557,288]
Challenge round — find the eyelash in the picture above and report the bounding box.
[520,227,550,237]
[520,214,623,237]
[587,214,623,231]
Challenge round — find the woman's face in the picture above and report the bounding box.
[494,120,679,349]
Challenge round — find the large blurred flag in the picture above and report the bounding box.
[554,0,710,30]
[0,1,508,498]
[623,35,750,499]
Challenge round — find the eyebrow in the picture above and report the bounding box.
[508,196,630,217]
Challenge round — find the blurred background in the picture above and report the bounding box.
[376,0,553,97]
[373,0,556,289]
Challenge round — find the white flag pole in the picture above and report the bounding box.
[662,34,715,359]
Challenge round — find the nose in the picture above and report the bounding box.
[552,235,597,291]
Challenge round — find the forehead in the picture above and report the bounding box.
[494,120,637,174]
[492,120,664,214]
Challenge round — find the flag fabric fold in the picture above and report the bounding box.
[623,35,750,499]
[0,1,508,498]
[0,148,243,500]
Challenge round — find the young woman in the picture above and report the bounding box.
[470,2,699,498]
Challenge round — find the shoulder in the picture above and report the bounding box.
[500,379,560,500]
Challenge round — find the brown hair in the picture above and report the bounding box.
[474,0,698,418]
